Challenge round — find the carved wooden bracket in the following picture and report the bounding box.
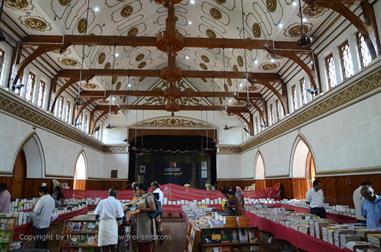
[266,47,318,91]
[91,111,108,134]
[90,107,119,133]
[236,97,268,126]
[50,73,95,112]
[12,44,63,86]
[247,77,288,115]
[231,112,254,136]
[305,0,380,57]
[73,97,102,125]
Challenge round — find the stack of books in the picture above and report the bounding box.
[225,217,237,228]
[367,233,381,248]
[338,233,362,248]
[237,216,250,227]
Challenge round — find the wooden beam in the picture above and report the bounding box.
[73,97,100,125]
[236,97,267,125]
[230,112,254,136]
[266,47,318,90]
[80,90,263,99]
[183,38,311,51]
[22,35,311,51]
[247,78,288,115]
[12,44,63,86]
[55,69,281,81]
[91,111,108,133]
[94,104,249,112]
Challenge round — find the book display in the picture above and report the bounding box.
[0,215,16,252]
[246,205,381,251]
[60,215,99,252]
[183,205,261,252]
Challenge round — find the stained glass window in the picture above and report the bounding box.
[325,54,337,89]
[357,33,372,68]
[339,41,354,79]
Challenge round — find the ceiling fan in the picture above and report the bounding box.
[105,123,115,129]
[223,124,240,130]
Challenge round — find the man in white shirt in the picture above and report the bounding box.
[151,181,164,206]
[353,181,372,223]
[94,188,124,251]
[306,180,326,218]
[32,186,55,249]
[151,181,164,243]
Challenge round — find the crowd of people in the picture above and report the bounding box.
[0,179,380,251]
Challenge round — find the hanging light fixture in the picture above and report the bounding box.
[105,44,117,129]
[75,0,91,106]
[222,47,228,114]
[297,0,311,47]
[241,0,250,111]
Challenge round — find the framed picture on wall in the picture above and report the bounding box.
[201,161,207,171]
[201,170,208,179]
[139,165,146,174]
[111,170,118,178]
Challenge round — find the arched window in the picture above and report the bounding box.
[290,136,316,195]
[12,134,45,198]
[254,152,265,180]
[74,152,87,190]
[253,152,266,190]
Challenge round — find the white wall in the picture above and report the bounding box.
[103,153,129,179]
[0,113,34,174]
[301,92,381,173]
[0,112,124,179]
[216,154,242,179]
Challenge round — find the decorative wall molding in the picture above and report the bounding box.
[315,166,381,176]
[218,145,242,154]
[103,145,128,153]
[129,116,216,129]
[0,89,104,152]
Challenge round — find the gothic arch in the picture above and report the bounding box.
[289,134,316,181]
[12,132,46,178]
[11,133,45,198]
[254,151,266,180]
[73,151,88,190]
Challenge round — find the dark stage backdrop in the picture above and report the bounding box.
[128,135,216,188]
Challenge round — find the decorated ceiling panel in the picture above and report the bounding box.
[5,0,331,100]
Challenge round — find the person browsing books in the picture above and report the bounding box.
[32,186,55,249]
[94,188,124,252]
[0,183,11,213]
[361,185,381,229]
[151,181,164,244]
[222,188,243,216]
[306,180,326,218]
[353,181,372,223]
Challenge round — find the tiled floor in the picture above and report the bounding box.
[155,220,186,252]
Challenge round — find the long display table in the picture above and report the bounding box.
[12,207,89,241]
[245,210,347,252]
[278,204,357,224]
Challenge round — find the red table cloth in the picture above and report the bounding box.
[245,210,347,252]
[13,207,89,241]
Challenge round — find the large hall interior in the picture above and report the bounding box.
[0,0,381,251]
